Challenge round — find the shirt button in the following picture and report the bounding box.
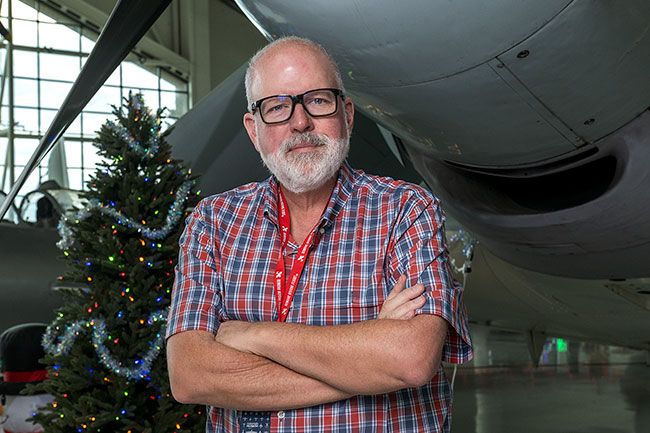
[277,411,285,420]
[319,228,325,234]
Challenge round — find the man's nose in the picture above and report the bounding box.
[289,102,314,133]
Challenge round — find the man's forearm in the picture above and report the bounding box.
[167,330,351,410]
[218,315,447,395]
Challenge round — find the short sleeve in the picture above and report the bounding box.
[385,191,473,364]
[166,199,225,339]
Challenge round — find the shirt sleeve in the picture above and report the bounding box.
[385,190,473,364]
[166,199,225,339]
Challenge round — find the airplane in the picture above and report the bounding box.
[1,0,649,363]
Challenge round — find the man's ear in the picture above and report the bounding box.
[243,112,260,152]
[344,97,355,132]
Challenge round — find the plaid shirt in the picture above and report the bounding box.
[167,162,473,433]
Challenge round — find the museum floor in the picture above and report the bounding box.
[449,327,649,433]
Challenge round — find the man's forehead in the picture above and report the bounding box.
[251,44,336,96]
[259,43,327,68]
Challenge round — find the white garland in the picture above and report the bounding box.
[447,229,477,274]
[57,180,193,250]
[105,93,161,158]
[42,310,167,381]
[105,120,160,158]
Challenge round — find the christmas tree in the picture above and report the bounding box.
[27,93,205,432]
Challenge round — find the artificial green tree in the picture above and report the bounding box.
[28,93,205,433]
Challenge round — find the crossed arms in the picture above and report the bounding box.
[166,192,454,411]
[166,277,448,411]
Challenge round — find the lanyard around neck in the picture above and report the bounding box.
[274,186,322,322]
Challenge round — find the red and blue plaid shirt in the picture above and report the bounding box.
[167,162,473,432]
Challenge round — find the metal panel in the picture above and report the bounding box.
[499,0,650,143]
[352,62,576,166]
[236,0,572,85]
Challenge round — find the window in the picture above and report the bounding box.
[0,0,189,210]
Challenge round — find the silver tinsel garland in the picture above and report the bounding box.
[57,180,193,250]
[42,310,167,381]
[105,93,160,158]
[105,120,160,158]
[447,229,477,274]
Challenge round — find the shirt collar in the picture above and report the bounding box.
[262,160,357,230]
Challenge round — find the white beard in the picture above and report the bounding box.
[259,131,350,193]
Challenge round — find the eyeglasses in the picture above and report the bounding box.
[250,88,345,124]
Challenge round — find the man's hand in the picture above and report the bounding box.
[378,275,426,320]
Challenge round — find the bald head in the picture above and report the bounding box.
[244,36,345,107]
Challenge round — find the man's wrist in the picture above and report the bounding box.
[246,321,269,357]
[248,321,290,359]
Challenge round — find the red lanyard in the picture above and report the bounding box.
[274,187,322,322]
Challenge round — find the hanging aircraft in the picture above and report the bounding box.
[164,0,650,355]
[1,0,649,359]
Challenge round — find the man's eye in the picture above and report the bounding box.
[308,97,331,106]
[264,103,289,114]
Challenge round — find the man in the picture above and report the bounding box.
[166,36,472,432]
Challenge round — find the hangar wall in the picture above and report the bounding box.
[180,0,267,103]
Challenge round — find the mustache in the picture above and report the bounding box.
[282,133,329,152]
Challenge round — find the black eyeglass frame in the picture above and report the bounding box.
[249,88,346,124]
